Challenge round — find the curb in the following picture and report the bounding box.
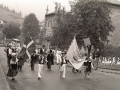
[99,70,120,75]
[0,64,11,90]
[67,64,120,75]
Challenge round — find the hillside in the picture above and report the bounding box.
[0,8,23,23]
[0,8,23,41]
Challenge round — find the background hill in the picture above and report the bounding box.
[0,8,22,23]
[0,7,23,42]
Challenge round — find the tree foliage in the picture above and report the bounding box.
[22,13,40,38]
[2,22,21,39]
[51,0,114,51]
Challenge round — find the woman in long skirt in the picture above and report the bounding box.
[84,57,93,79]
[7,53,18,80]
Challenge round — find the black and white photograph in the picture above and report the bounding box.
[0,0,120,90]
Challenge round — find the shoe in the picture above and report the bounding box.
[38,77,41,80]
[87,76,89,79]
[60,75,62,78]
[62,77,65,79]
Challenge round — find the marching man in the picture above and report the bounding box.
[59,51,68,79]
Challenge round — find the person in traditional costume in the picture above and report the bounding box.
[59,51,68,79]
[30,52,37,70]
[39,45,46,55]
[7,53,18,80]
[56,49,62,64]
[37,54,45,80]
[5,44,12,66]
[47,50,54,71]
[84,57,93,79]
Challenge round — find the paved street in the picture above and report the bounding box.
[0,47,120,90]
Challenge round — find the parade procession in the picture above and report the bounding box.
[0,0,120,90]
[4,35,96,81]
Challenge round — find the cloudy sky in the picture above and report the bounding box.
[0,0,72,21]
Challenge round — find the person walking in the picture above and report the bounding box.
[84,57,93,79]
[56,49,62,64]
[17,56,24,71]
[94,49,100,70]
[59,51,68,79]
[47,50,54,71]
[6,45,12,66]
[7,53,18,80]
[39,45,46,55]
[30,52,37,70]
[37,54,45,80]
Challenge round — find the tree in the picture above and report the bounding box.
[2,22,21,39]
[51,0,114,51]
[22,13,40,38]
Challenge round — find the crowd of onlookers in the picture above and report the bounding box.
[99,57,120,65]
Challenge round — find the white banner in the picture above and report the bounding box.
[67,37,86,69]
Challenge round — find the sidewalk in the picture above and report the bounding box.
[0,64,11,90]
[97,68,120,75]
[67,63,120,75]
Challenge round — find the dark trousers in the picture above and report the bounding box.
[31,61,35,70]
[18,65,22,70]
[7,55,11,65]
[47,62,51,70]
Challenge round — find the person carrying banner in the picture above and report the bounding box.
[37,54,45,80]
[59,51,68,79]
[7,53,18,80]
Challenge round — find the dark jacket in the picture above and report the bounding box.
[47,53,54,65]
[31,54,37,63]
[38,55,45,64]
[61,57,68,66]
[39,48,46,55]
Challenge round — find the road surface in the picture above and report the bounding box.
[0,47,120,90]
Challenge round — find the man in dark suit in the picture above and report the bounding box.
[47,50,54,71]
[30,52,37,70]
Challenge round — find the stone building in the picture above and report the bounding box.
[43,0,120,50]
[43,6,57,51]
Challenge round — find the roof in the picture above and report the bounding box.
[45,12,56,17]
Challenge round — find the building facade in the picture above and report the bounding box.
[43,6,57,51]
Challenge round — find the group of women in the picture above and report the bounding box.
[4,44,24,80]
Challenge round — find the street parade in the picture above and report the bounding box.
[0,0,120,90]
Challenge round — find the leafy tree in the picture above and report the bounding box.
[2,22,21,39]
[51,0,114,51]
[22,13,40,38]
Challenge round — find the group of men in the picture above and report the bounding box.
[30,45,68,80]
